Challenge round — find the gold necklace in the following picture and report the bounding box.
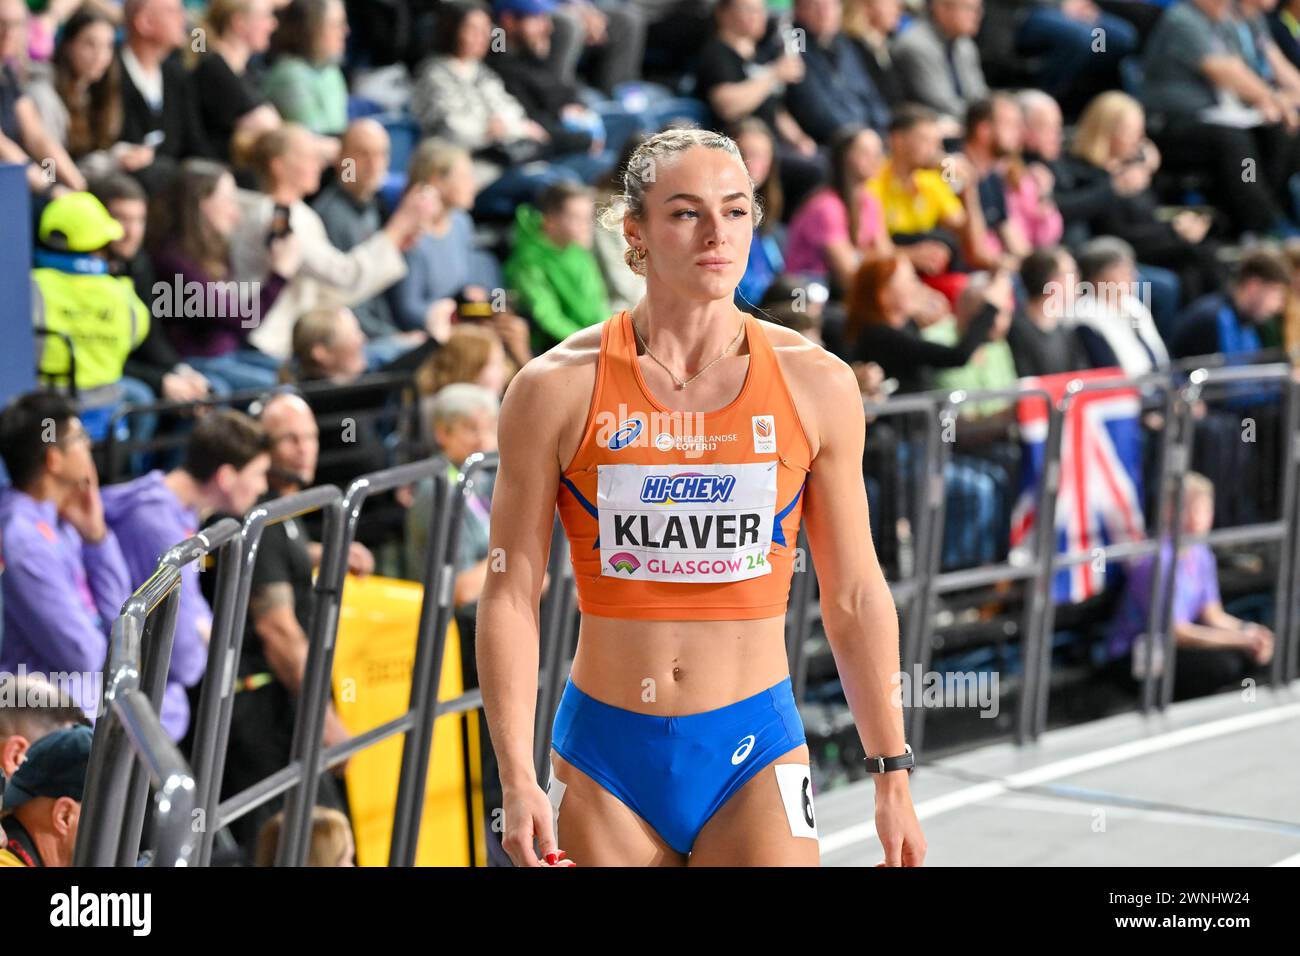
[630,310,747,390]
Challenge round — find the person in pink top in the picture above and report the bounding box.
[962,93,1062,264]
[783,124,892,294]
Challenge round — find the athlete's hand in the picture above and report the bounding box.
[501,781,561,867]
[873,781,926,866]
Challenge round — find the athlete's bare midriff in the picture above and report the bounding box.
[569,613,793,714]
[545,318,820,717]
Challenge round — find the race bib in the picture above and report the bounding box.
[596,462,777,583]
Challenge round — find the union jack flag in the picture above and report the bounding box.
[1010,368,1147,603]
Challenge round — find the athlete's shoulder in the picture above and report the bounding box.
[757,317,856,389]
[499,316,611,420]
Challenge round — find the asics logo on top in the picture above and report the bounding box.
[731,734,756,765]
[608,419,643,450]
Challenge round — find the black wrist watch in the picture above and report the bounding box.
[864,743,914,774]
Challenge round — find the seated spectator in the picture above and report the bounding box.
[867,105,995,289]
[118,0,212,174]
[0,724,93,867]
[1268,0,1300,72]
[150,158,298,390]
[1061,91,1222,312]
[254,805,355,866]
[962,94,1064,263]
[392,138,507,333]
[193,0,280,164]
[100,410,270,742]
[890,0,988,129]
[0,0,86,194]
[31,192,152,437]
[844,250,1000,391]
[731,117,790,306]
[405,383,500,604]
[416,323,513,397]
[1013,0,1138,115]
[262,0,349,138]
[229,123,435,359]
[312,119,430,363]
[25,7,154,180]
[760,273,830,346]
[842,0,908,110]
[411,0,585,220]
[90,173,221,408]
[1009,245,1090,376]
[592,133,649,313]
[0,393,132,726]
[215,391,350,852]
[1019,88,1063,168]
[547,0,648,97]
[489,0,612,185]
[922,267,1018,409]
[1103,472,1274,699]
[695,0,824,208]
[0,674,86,780]
[787,0,893,141]
[784,124,890,294]
[1142,0,1300,236]
[504,180,610,353]
[0,674,86,852]
[1069,235,1170,375]
[1170,247,1291,359]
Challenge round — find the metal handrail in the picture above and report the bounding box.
[75,518,242,867]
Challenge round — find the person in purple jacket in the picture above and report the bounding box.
[100,409,271,741]
[0,392,133,726]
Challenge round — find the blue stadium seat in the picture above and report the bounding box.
[376,112,422,175]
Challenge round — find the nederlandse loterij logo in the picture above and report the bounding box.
[607,551,641,573]
[607,418,643,450]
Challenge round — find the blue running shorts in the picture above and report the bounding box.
[549,675,809,854]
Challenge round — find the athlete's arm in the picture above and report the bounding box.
[794,348,927,866]
[476,358,569,865]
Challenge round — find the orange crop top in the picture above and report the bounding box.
[556,309,813,621]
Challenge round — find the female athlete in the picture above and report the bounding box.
[478,127,926,867]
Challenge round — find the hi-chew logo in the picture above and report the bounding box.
[752,415,776,453]
[639,472,736,504]
[607,418,643,450]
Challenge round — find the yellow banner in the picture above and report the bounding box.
[331,574,485,866]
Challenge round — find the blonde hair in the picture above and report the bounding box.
[1182,471,1214,501]
[595,127,763,277]
[249,122,311,187]
[1071,91,1144,169]
[407,137,470,189]
[255,807,354,866]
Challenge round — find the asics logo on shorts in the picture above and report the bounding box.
[731,734,756,765]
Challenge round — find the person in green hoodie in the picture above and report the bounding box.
[504,180,610,354]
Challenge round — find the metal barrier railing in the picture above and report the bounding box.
[911,385,1062,754]
[75,518,243,866]
[97,371,421,483]
[196,485,345,865]
[1027,365,1297,737]
[1147,365,1299,710]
